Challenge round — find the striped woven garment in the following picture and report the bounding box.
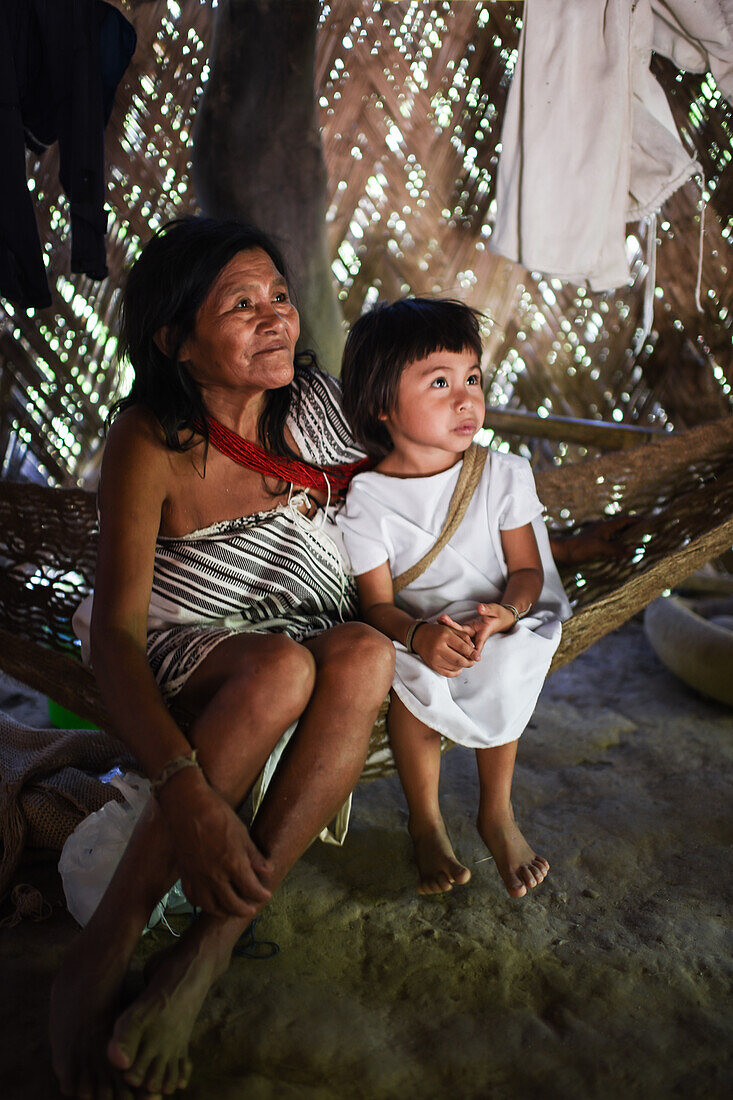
[145,368,365,699]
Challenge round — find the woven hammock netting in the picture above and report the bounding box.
[0,0,731,486]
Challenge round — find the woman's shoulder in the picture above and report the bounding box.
[104,406,179,487]
[291,361,342,399]
[108,404,165,446]
[290,364,345,426]
[288,363,364,463]
[95,407,175,529]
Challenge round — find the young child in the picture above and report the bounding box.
[337,298,571,898]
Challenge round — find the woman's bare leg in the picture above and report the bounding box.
[50,634,316,1100]
[388,694,470,895]
[475,740,549,898]
[79,623,393,1097]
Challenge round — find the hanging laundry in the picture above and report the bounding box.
[0,0,136,309]
[490,0,733,293]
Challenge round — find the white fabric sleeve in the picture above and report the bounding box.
[496,453,545,530]
[335,481,390,576]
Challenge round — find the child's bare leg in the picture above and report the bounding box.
[388,693,470,894]
[475,740,549,898]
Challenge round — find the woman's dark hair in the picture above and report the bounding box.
[111,215,309,460]
[340,297,484,459]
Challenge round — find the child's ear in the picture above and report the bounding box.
[377,409,388,422]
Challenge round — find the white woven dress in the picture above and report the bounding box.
[337,450,572,749]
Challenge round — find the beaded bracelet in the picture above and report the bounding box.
[405,619,428,653]
[151,750,200,798]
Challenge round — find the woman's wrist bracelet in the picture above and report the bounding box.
[405,619,427,653]
[151,750,200,798]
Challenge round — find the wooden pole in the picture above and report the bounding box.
[483,407,669,449]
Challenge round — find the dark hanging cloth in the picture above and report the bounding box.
[0,0,136,309]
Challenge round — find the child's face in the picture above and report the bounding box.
[380,347,484,463]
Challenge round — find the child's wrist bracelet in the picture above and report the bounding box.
[151,750,200,798]
[501,603,533,626]
[405,620,427,653]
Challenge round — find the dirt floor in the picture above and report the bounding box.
[1,619,732,1099]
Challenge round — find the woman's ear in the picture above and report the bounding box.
[153,326,174,359]
[154,325,188,361]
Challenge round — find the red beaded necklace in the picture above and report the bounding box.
[197,415,371,497]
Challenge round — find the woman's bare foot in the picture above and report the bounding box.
[477,806,549,898]
[409,816,471,895]
[106,918,236,1096]
[50,934,142,1100]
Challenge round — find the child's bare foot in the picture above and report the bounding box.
[50,934,141,1100]
[477,806,549,898]
[106,919,231,1096]
[409,816,471,894]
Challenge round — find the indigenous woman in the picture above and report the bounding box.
[49,217,395,1100]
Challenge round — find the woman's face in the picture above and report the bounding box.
[178,248,300,398]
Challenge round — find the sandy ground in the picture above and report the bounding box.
[1,619,732,1100]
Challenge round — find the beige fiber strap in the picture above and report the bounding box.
[393,443,489,594]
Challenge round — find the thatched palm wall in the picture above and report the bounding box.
[0,0,730,485]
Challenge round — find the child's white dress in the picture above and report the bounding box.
[337,450,572,749]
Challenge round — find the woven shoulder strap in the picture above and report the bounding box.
[393,443,489,594]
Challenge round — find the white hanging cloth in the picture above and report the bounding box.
[491,0,732,293]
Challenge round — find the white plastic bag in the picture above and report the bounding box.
[58,771,191,931]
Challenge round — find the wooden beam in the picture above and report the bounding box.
[483,407,669,450]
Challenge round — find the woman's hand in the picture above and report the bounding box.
[157,768,273,919]
[549,514,637,564]
[411,621,479,677]
[438,602,516,656]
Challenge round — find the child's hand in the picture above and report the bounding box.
[411,622,479,677]
[438,602,516,656]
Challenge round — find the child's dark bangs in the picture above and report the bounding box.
[395,300,482,366]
